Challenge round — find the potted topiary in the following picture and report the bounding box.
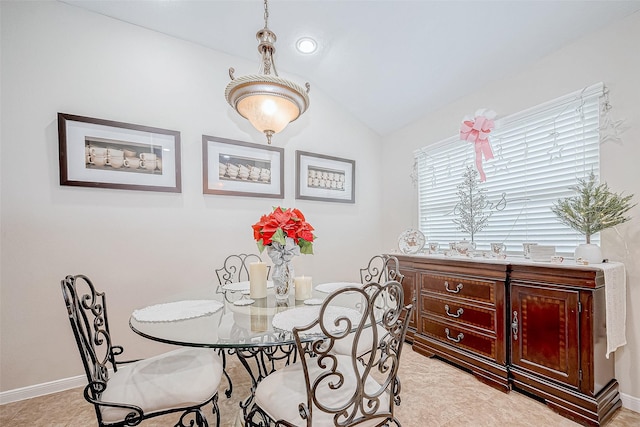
[551,171,635,263]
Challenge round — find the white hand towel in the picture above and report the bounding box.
[600,262,626,358]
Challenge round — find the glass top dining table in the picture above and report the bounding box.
[129,280,376,425]
[129,281,365,349]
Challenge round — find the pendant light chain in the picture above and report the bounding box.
[225,0,311,144]
[258,0,275,76]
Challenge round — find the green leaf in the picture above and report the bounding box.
[271,228,287,246]
[299,238,313,255]
[256,240,265,253]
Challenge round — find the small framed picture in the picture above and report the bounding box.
[296,150,355,203]
[58,113,181,193]
[203,135,284,198]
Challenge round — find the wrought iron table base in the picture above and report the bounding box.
[229,343,299,425]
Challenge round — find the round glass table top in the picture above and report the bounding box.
[129,283,364,349]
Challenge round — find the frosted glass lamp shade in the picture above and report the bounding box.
[237,94,299,134]
[225,74,310,143]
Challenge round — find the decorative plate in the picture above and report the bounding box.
[222,280,274,292]
[233,299,255,306]
[398,229,426,254]
[315,282,362,294]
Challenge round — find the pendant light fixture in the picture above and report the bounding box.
[225,0,310,144]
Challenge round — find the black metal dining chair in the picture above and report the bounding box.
[330,254,406,358]
[61,274,223,426]
[214,253,271,398]
[247,280,413,426]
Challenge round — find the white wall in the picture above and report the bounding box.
[382,12,640,403]
[0,1,383,392]
[3,0,638,410]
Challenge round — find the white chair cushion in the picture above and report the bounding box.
[100,347,223,423]
[254,354,390,427]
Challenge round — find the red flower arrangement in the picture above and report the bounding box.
[252,207,316,254]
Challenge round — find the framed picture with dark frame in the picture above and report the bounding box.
[58,113,181,193]
[296,150,355,203]
[203,135,284,198]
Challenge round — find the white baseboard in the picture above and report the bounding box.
[2,375,640,415]
[0,375,85,405]
[621,392,640,414]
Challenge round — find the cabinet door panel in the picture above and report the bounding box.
[511,283,580,387]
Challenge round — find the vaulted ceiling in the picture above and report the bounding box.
[62,1,640,135]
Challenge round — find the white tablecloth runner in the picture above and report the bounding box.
[599,262,627,358]
[132,300,223,322]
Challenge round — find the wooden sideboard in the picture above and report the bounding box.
[398,265,419,343]
[395,254,621,427]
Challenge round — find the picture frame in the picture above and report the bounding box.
[58,113,181,193]
[295,150,355,203]
[203,135,284,198]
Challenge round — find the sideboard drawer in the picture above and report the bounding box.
[421,273,496,304]
[421,295,495,333]
[421,317,497,361]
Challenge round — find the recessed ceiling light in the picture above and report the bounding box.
[296,37,317,54]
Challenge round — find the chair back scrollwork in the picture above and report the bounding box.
[62,275,118,389]
[291,280,413,426]
[359,254,404,284]
[215,253,270,289]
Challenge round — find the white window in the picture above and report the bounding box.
[415,83,603,255]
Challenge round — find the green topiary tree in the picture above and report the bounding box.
[551,171,635,243]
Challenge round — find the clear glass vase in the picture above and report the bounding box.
[272,260,293,300]
[267,237,299,301]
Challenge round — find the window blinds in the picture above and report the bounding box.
[415,83,603,255]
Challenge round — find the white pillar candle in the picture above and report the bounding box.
[249,262,268,299]
[294,276,313,300]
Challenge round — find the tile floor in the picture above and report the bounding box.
[1,349,639,426]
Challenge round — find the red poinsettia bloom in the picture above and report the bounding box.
[252,207,315,254]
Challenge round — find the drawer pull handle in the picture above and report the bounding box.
[445,304,464,318]
[511,311,518,341]
[445,328,464,343]
[444,281,463,293]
